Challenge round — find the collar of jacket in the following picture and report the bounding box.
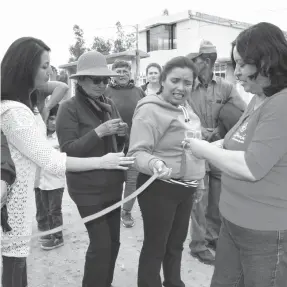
[109,80,135,90]
[76,84,112,114]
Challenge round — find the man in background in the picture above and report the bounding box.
[187,40,246,265]
[104,60,145,228]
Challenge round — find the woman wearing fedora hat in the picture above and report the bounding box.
[56,51,130,287]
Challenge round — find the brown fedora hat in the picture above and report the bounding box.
[70,51,119,79]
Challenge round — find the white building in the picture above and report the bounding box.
[137,10,252,84]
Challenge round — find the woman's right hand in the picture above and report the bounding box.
[100,152,135,170]
[95,118,123,138]
[153,160,172,179]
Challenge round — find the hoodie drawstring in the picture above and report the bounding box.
[179,105,190,122]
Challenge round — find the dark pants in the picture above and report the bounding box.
[2,256,27,287]
[40,188,64,239]
[77,201,121,287]
[35,187,49,231]
[137,173,196,287]
[190,169,221,252]
[211,217,287,287]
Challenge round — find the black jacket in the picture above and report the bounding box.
[56,90,125,206]
[1,132,16,185]
[1,131,15,232]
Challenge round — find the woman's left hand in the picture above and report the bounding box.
[117,122,128,137]
[182,138,210,159]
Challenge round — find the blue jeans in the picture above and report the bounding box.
[122,166,138,212]
[211,217,287,287]
[35,187,49,231]
[40,188,64,239]
[2,256,27,287]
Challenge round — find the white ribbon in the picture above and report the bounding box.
[2,174,159,244]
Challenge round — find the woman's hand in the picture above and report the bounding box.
[100,152,135,170]
[182,138,211,159]
[117,122,128,137]
[95,119,125,138]
[153,160,172,179]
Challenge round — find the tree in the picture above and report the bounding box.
[91,36,112,55]
[163,9,169,16]
[113,21,136,53]
[69,24,87,62]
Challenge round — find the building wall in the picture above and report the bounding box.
[138,32,147,52]
[225,63,236,84]
[139,17,244,77]
[189,20,242,59]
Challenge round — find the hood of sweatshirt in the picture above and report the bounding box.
[135,93,178,111]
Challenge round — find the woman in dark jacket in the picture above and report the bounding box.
[1,131,16,231]
[56,51,129,287]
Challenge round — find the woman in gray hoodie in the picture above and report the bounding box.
[128,56,205,287]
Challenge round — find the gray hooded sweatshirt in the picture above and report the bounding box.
[128,95,205,181]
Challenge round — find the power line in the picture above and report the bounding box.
[87,24,137,31]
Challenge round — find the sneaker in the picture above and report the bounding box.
[38,234,52,243]
[121,211,135,228]
[190,249,215,265]
[41,237,64,250]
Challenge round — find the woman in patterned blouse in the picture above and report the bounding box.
[0,37,134,287]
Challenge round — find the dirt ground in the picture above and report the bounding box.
[27,190,213,287]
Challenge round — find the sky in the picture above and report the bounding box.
[1,0,287,67]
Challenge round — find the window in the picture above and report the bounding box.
[139,73,147,85]
[147,24,177,52]
[171,24,177,49]
[214,63,227,78]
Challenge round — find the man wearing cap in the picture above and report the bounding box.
[104,60,146,228]
[56,51,128,287]
[187,40,246,265]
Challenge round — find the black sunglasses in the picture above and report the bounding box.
[88,77,110,85]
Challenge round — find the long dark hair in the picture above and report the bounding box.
[231,22,287,97]
[157,56,198,94]
[1,37,51,110]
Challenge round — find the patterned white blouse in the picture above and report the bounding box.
[1,101,67,257]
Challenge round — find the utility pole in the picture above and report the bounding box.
[135,24,140,86]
